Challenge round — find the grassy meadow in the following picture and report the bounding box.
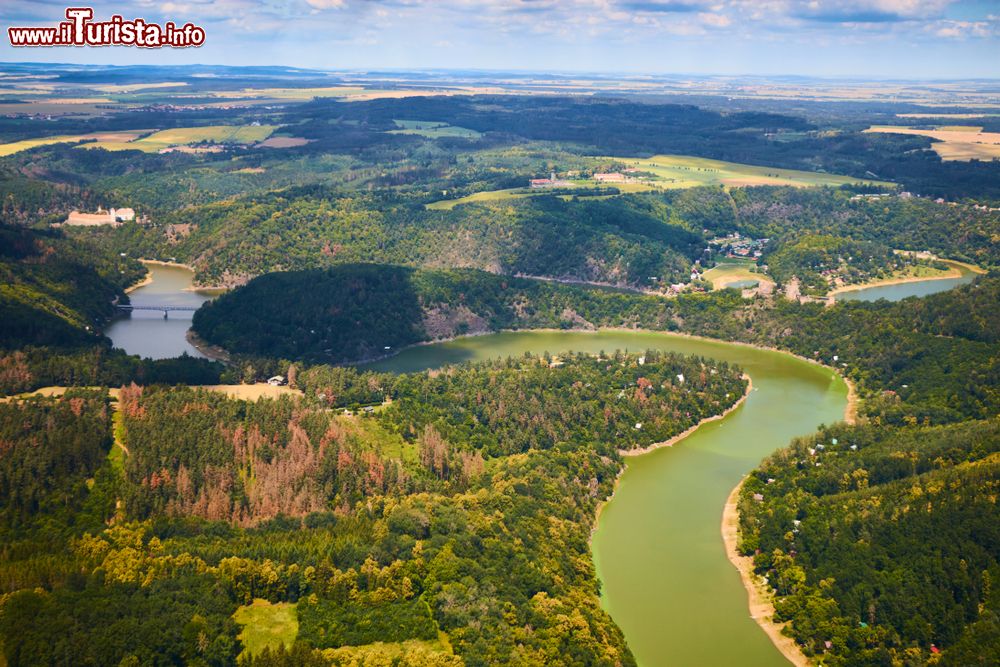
[233,600,298,658]
[389,120,482,139]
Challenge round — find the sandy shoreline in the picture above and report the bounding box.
[619,373,752,456]
[590,373,752,542]
[719,358,857,666]
[827,258,984,297]
[722,481,810,667]
[186,330,231,363]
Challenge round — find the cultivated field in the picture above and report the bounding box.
[865,125,1000,161]
[426,153,882,209]
[83,125,277,152]
[0,130,149,156]
[258,136,312,148]
[616,154,887,188]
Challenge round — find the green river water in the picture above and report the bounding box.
[113,266,864,665]
[368,331,849,666]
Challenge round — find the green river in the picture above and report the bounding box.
[114,266,864,665]
[368,331,849,666]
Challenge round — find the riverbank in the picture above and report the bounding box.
[619,374,753,457]
[827,259,984,298]
[591,371,753,542]
[719,351,858,667]
[722,481,810,667]
[186,330,231,363]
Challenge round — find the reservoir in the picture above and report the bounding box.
[369,331,848,666]
[121,269,870,664]
[834,260,979,302]
[105,262,217,360]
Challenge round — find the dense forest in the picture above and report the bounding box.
[61,183,999,295]
[193,264,1000,425]
[0,353,745,665]
[738,419,1000,665]
[0,225,143,348]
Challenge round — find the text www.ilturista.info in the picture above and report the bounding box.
[8,8,205,48]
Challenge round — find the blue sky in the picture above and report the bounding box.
[1,1,998,77]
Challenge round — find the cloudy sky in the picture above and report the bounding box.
[1,0,998,77]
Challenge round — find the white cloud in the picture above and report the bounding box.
[306,0,347,9]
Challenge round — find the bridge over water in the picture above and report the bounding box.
[116,304,198,319]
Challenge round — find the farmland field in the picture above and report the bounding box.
[0,130,148,156]
[614,154,889,188]
[865,125,1000,161]
[426,153,881,209]
[82,124,277,152]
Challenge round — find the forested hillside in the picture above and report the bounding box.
[193,264,1000,425]
[738,419,1000,665]
[0,226,224,395]
[0,353,745,665]
[0,225,143,348]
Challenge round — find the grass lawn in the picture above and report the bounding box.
[389,120,482,139]
[233,599,298,658]
[703,260,774,290]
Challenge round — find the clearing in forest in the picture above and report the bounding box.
[389,120,482,139]
[233,599,298,658]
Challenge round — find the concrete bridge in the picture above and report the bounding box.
[116,304,198,319]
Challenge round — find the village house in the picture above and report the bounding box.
[529,171,572,188]
[593,172,626,183]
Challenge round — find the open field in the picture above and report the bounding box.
[0,131,149,156]
[865,125,1000,161]
[426,187,549,210]
[389,120,482,138]
[427,154,883,209]
[897,113,1000,119]
[0,101,114,116]
[617,154,889,188]
[233,600,298,659]
[82,125,277,153]
[703,260,775,290]
[258,136,312,148]
[197,384,302,401]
